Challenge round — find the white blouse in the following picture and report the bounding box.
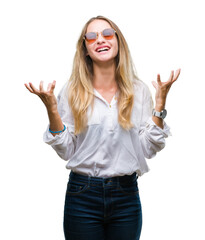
[43,80,171,177]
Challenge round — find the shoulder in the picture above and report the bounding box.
[57,82,68,98]
[132,78,152,102]
[56,82,71,111]
[56,82,75,126]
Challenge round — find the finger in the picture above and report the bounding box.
[39,80,44,92]
[152,81,158,89]
[50,80,56,93]
[24,83,34,93]
[47,83,52,92]
[29,82,40,94]
[157,74,161,85]
[168,70,174,83]
[172,68,181,82]
[167,71,179,91]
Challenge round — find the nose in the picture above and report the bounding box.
[96,32,105,44]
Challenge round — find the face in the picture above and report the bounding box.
[85,20,119,64]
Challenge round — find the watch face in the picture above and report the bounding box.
[161,109,167,119]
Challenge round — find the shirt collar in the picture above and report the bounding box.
[93,88,118,105]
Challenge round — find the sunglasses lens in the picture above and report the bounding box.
[84,28,115,44]
[102,28,115,40]
[85,32,97,43]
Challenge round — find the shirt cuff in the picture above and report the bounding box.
[145,117,171,138]
[43,123,69,145]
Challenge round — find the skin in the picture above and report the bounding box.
[24,80,63,136]
[152,69,181,128]
[85,19,119,103]
[24,19,181,132]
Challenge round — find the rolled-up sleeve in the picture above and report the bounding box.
[43,84,76,161]
[139,85,171,159]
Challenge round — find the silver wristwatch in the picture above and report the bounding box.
[152,109,167,119]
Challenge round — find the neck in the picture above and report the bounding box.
[92,60,117,91]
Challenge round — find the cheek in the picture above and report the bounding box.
[85,45,94,57]
[112,38,119,53]
[113,42,119,56]
[115,44,119,54]
[87,49,95,58]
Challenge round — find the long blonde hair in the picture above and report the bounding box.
[67,16,139,135]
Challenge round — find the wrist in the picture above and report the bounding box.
[49,124,66,134]
[152,108,167,120]
[46,107,58,114]
[155,104,165,112]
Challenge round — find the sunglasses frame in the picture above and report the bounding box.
[83,28,117,44]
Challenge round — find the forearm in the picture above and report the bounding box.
[151,69,181,128]
[47,108,64,137]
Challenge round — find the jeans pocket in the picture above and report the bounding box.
[66,181,88,196]
[118,181,139,196]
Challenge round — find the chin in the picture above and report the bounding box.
[94,54,117,63]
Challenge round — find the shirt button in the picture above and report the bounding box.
[109,104,111,108]
[114,97,117,100]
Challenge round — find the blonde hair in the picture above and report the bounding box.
[67,16,139,135]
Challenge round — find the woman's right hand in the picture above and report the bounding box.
[24,80,58,112]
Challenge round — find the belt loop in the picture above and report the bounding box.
[88,176,91,188]
[69,170,73,181]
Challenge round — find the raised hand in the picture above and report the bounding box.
[24,80,58,112]
[152,69,181,110]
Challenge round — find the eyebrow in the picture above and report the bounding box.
[86,28,112,33]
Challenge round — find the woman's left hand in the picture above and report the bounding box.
[152,68,181,110]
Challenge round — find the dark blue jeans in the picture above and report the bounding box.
[63,171,142,240]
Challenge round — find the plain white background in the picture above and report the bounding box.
[1,0,205,239]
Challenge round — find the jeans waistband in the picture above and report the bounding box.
[69,171,138,186]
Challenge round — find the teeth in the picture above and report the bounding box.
[97,47,109,52]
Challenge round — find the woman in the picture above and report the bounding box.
[25,16,180,240]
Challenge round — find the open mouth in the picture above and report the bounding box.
[96,47,110,53]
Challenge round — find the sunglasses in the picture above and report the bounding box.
[84,28,116,44]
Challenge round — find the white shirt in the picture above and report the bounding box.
[43,80,171,177]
